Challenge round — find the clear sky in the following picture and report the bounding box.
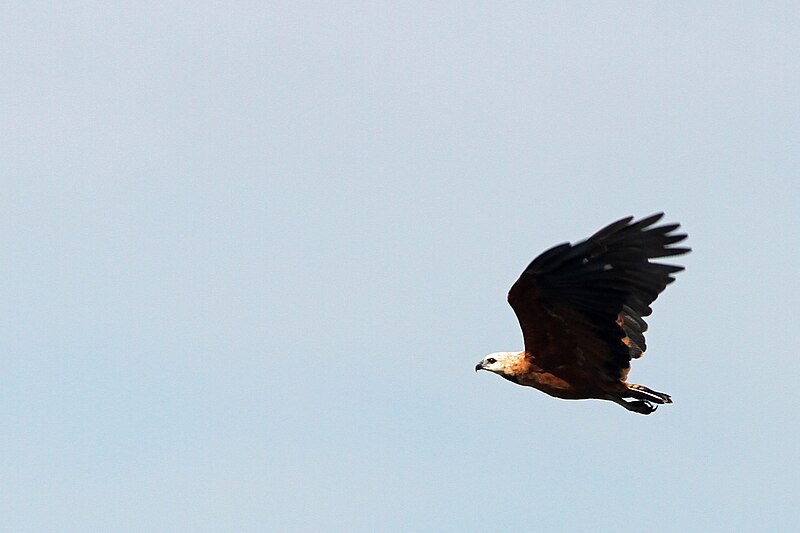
[2,3,799,532]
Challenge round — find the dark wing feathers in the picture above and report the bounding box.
[507,213,689,381]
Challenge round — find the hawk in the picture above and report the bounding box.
[475,213,689,414]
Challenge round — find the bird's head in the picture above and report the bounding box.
[475,351,521,378]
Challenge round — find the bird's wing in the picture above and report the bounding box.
[507,213,689,382]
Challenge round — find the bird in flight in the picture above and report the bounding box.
[475,213,689,414]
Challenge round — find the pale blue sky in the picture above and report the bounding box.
[2,3,799,532]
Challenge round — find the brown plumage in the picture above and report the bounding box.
[475,213,689,414]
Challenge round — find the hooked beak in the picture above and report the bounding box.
[475,361,484,372]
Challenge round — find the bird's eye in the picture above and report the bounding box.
[487,358,497,364]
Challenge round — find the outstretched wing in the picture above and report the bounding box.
[507,213,689,382]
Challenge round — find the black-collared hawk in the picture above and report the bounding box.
[475,213,689,414]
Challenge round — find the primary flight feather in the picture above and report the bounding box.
[475,213,690,414]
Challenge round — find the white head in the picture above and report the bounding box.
[475,351,521,377]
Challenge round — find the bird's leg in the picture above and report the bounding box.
[626,383,672,404]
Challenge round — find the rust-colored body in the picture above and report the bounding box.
[502,349,631,400]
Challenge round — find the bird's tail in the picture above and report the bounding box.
[626,383,672,404]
